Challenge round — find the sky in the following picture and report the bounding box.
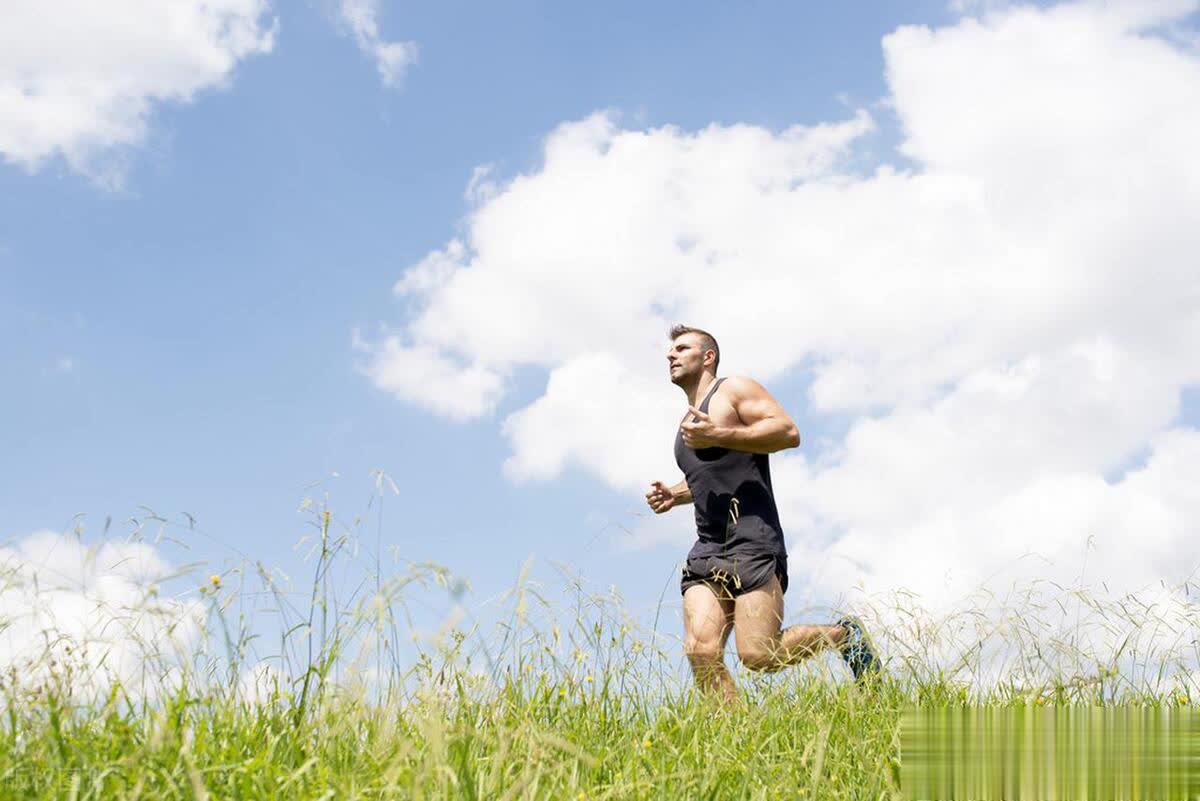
[3,0,1200,691]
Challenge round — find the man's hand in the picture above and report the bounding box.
[680,407,727,449]
[645,481,676,514]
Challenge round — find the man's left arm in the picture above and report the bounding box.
[680,377,800,454]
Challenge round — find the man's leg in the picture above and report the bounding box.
[682,583,736,702]
[732,575,846,672]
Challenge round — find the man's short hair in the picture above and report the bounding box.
[669,324,720,373]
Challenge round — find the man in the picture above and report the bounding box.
[646,324,877,702]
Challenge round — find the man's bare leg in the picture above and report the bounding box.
[732,576,846,672]
[682,583,736,702]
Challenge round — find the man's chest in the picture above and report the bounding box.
[684,390,741,428]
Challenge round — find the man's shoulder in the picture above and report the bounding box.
[717,375,767,398]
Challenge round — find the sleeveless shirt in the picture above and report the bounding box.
[673,377,786,559]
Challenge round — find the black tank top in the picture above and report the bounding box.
[673,378,786,556]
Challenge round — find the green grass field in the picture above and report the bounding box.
[3,505,1199,799]
[0,672,905,799]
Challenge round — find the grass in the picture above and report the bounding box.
[0,675,905,799]
[2,495,1199,799]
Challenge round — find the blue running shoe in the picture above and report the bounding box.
[836,615,879,682]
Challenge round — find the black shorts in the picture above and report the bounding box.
[679,551,788,598]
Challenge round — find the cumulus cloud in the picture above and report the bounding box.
[0,0,275,186]
[362,0,1200,632]
[338,0,417,89]
[0,529,206,699]
[499,353,686,487]
[354,329,506,421]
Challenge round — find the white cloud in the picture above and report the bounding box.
[338,0,417,89]
[0,530,206,699]
[354,330,505,421]
[0,0,275,186]
[500,352,683,488]
[362,0,1200,647]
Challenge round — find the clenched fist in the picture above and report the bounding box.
[645,480,676,514]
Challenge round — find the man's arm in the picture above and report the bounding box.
[668,478,693,505]
[646,478,692,513]
[679,376,800,454]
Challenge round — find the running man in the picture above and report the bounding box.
[646,324,877,702]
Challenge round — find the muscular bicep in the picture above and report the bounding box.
[728,377,792,426]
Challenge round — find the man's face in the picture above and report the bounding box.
[667,333,709,385]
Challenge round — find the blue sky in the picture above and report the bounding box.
[4,0,1200,682]
[2,1,952,610]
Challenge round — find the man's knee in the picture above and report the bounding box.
[684,636,723,664]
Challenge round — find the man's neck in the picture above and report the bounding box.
[684,373,718,408]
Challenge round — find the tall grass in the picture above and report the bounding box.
[1,491,1198,799]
